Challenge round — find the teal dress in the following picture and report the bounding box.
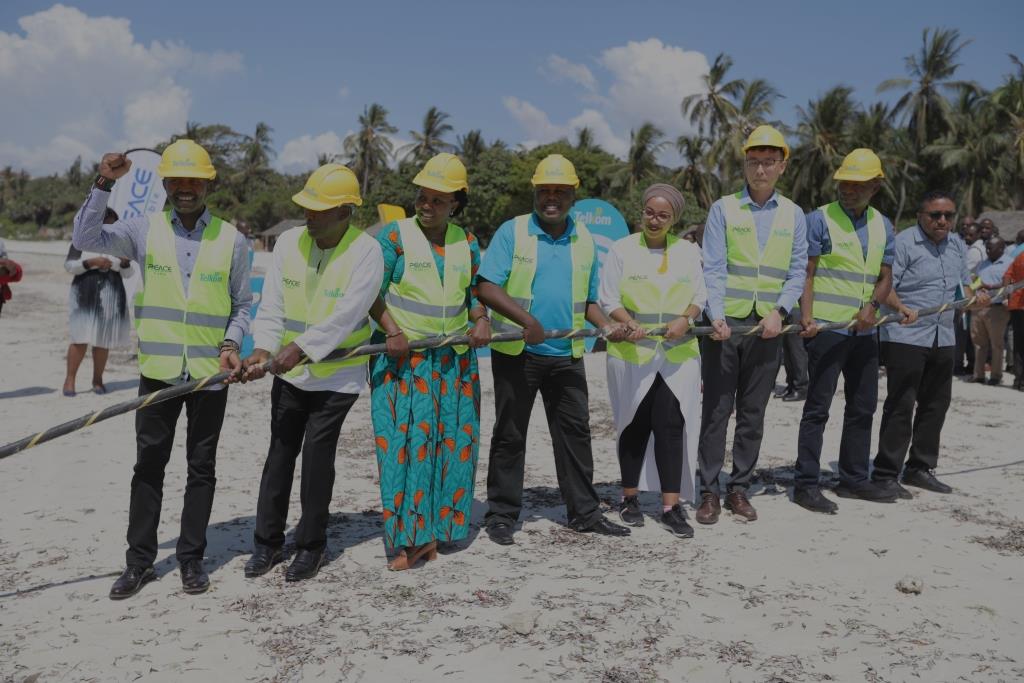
[371,221,482,549]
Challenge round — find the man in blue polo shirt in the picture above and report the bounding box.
[477,154,629,545]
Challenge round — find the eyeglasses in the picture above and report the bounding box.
[921,211,957,221]
[642,207,673,222]
[744,159,783,170]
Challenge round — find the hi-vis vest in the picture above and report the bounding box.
[277,225,373,378]
[134,211,235,380]
[385,218,471,354]
[722,191,797,318]
[607,233,700,365]
[489,214,595,358]
[811,202,885,322]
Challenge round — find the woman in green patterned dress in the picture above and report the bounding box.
[369,153,491,570]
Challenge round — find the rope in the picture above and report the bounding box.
[1,279,1021,460]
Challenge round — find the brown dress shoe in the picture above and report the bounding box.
[724,489,758,521]
[695,493,721,525]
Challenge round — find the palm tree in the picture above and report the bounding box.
[343,103,398,195]
[400,106,455,163]
[605,123,667,191]
[713,78,782,186]
[681,53,744,136]
[457,129,486,165]
[232,122,275,198]
[674,135,719,210]
[877,28,977,150]
[575,127,597,151]
[990,54,1024,207]
[789,86,858,210]
[172,121,245,168]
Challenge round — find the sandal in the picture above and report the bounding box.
[386,541,438,571]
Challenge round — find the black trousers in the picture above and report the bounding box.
[1011,310,1024,384]
[781,314,809,391]
[872,341,954,480]
[618,373,684,494]
[127,375,228,568]
[253,378,357,552]
[954,310,974,374]
[794,332,878,489]
[485,350,602,528]
[698,312,781,496]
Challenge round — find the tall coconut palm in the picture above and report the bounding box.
[877,28,977,150]
[681,53,744,137]
[457,129,486,165]
[172,121,244,168]
[232,122,275,199]
[674,135,719,210]
[713,78,782,186]
[400,106,455,163]
[605,123,667,192]
[789,86,858,210]
[344,103,398,195]
[991,54,1024,207]
[575,126,597,151]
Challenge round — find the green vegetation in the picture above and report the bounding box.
[2,29,1021,245]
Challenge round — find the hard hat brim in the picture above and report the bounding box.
[292,191,363,211]
[530,176,580,188]
[412,176,467,194]
[833,170,885,182]
[157,168,216,180]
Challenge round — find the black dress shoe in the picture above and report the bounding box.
[986,377,1002,386]
[873,478,913,500]
[285,549,324,582]
[793,486,838,514]
[833,481,897,503]
[109,565,155,600]
[782,388,808,402]
[901,469,953,494]
[179,559,210,594]
[574,516,631,536]
[244,545,284,578]
[486,521,516,546]
[773,384,790,398]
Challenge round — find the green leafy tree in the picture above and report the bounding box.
[344,103,398,195]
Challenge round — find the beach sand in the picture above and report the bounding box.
[1,246,1022,682]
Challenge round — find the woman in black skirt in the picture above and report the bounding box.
[62,208,132,396]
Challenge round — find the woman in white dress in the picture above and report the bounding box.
[600,184,706,537]
[63,208,132,396]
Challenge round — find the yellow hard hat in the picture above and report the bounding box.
[292,164,363,211]
[742,125,790,160]
[156,139,217,180]
[412,153,469,193]
[531,154,580,188]
[833,148,885,182]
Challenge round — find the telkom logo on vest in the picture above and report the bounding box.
[323,287,344,298]
[199,273,224,283]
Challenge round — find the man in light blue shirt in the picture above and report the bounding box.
[477,154,629,545]
[873,191,990,495]
[969,237,1014,385]
[696,125,808,526]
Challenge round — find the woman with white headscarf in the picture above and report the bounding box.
[600,183,705,538]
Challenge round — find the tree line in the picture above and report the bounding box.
[2,29,1021,245]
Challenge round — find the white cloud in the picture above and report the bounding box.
[506,38,709,161]
[338,85,350,98]
[544,55,597,92]
[278,131,345,173]
[0,4,243,174]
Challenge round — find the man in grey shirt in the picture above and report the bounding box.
[72,141,251,599]
[872,191,989,497]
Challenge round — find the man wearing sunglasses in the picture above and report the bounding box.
[871,191,990,496]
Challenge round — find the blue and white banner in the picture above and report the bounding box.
[571,199,630,351]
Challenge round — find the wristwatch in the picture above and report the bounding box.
[685,315,696,327]
[94,175,116,192]
[219,340,240,354]
[869,299,881,311]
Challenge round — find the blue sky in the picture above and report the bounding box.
[2,1,1021,174]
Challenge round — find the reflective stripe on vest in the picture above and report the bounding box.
[385,218,471,353]
[607,233,700,365]
[722,191,797,318]
[811,202,886,322]
[277,225,373,378]
[134,212,235,380]
[490,215,594,358]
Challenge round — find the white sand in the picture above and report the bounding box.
[1,247,1022,682]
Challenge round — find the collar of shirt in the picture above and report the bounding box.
[913,224,949,248]
[528,212,578,243]
[169,208,213,234]
[739,186,779,210]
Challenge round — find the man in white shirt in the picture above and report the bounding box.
[238,164,383,581]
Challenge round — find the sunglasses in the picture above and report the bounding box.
[921,211,957,221]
